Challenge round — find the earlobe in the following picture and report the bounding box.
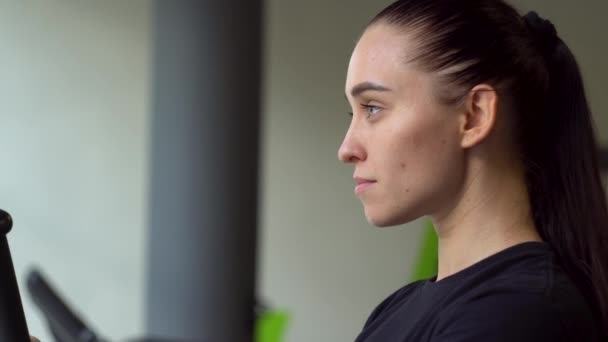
[460,84,498,149]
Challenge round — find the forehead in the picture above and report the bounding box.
[346,24,422,96]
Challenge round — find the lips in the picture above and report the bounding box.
[354,177,377,195]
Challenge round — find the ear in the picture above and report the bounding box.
[460,84,498,149]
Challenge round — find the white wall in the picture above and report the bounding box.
[0,1,606,342]
[0,1,150,341]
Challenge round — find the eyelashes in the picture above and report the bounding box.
[363,104,382,117]
[347,104,383,118]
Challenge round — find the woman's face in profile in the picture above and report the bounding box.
[339,23,465,227]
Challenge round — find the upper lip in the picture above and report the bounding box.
[354,176,376,185]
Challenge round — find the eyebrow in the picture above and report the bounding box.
[348,82,392,98]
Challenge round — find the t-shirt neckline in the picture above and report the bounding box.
[423,241,551,289]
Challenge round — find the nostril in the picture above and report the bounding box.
[339,147,354,163]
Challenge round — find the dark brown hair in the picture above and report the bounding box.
[370,0,608,336]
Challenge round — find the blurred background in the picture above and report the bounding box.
[0,0,606,341]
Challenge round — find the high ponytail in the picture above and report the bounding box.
[369,0,608,336]
[523,12,608,336]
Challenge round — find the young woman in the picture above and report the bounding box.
[339,0,608,341]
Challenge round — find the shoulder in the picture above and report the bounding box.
[433,274,598,341]
[362,280,425,329]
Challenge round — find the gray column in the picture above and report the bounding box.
[145,1,262,341]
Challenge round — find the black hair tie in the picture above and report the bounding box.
[523,11,559,58]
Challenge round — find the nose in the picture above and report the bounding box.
[338,122,366,163]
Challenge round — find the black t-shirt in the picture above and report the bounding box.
[355,242,599,341]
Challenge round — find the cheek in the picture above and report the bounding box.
[392,114,461,191]
[361,118,462,226]
[396,125,443,166]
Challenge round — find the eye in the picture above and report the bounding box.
[362,104,382,118]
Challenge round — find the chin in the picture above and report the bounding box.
[364,208,418,227]
[367,217,396,227]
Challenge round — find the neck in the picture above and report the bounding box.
[430,159,542,281]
